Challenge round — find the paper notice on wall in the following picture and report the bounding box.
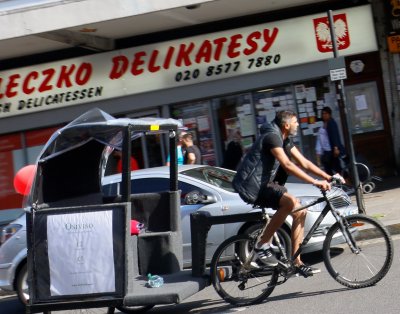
[242,103,252,114]
[47,210,115,296]
[355,94,368,111]
[305,87,317,102]
[197,115,210,131]
[295,84,306,99]
[239,115,255,136]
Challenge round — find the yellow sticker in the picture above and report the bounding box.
[150,125,159,131]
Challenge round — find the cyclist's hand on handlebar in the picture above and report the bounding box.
[330,173,346,185]
[313,179,331,191]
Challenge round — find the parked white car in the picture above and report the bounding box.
[0,211,27,302]
[0,165,357,304]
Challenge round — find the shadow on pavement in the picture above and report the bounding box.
[0,295,25,314]
[370,175,400,193]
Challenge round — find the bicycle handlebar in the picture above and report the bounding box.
[329,173,346,186]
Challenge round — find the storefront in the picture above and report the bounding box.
[0,3,395,209]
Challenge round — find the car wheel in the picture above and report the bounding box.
[16,262,29,304]
[242,223,292,258]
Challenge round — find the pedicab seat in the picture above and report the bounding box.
[113,190,209,306]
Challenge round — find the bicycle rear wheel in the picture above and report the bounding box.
[210,234,279,306]
[323,214,393,288]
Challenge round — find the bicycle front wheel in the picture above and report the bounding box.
[210,234,279,306]
[323,214,393,288]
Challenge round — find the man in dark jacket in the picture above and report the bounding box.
[233,110,333,277]
[316,106,346,175]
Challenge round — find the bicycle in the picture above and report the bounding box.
[340,156,383,194]
[210,177,394,306]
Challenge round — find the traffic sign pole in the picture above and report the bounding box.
[327,10,366,214]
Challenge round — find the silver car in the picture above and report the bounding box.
[0,211,27,302]
[102,165,358,265]
[0,164,357,304]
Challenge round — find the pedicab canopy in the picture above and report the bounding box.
[25,108,183,209]
[25,108,184,308]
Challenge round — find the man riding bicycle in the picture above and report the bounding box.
[233,110,334,277]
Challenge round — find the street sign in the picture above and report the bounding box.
[330,68,347,81]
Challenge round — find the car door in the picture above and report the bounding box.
[177,177,225,266]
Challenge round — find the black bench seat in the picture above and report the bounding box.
[123,270,209,306]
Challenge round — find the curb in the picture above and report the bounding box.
[387,223,400,236]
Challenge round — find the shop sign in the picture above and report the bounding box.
[0,5,377,119]
[387,34,400,53]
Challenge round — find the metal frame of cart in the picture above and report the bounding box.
[25,108,208,314]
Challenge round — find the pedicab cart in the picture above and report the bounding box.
[24,108,209,314]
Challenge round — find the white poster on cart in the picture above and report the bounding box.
[47,210,115,296]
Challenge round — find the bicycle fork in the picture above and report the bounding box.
[331,210,361,254]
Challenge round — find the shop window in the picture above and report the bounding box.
[0,126,62,209]
[345,81,383,134]
[292,79,334,162]
[171,101,216,165]
[252,78,335,163]
[216,93,256,170]
[253,86,295,126]
[252,85,301,147]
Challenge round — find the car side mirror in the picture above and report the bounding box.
[184,190,217,205]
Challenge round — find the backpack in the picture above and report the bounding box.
[232,121,290,204]
[232,135,264,204]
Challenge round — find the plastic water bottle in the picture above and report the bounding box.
[147,273,164,288]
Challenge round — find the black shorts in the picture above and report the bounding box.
[255,182,287,210]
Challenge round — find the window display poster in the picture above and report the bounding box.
[238,115,255,137]
[355,94,368,111]
[225,117,240,135]
[197,115,210,132]
[47,210,115,296]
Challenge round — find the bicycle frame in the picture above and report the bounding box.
[283,188,358,266]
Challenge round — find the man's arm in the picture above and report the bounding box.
[271,146,330,190]
[186,152,196,164]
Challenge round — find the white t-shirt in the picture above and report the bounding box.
[315,127,331,155]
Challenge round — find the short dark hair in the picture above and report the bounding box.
[274,110,296,127]
[322,106,332,115]
[182,133,193,141]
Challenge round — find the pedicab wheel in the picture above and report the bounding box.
[116,305,155,313]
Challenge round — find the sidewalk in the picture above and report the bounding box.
[358,175,400,234]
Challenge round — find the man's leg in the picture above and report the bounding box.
[290,201,321,276]
[258,193,296,244]
[290,198,306,266]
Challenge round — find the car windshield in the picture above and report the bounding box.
[180,166,236,192]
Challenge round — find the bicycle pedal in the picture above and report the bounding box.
[295,272,313,278]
